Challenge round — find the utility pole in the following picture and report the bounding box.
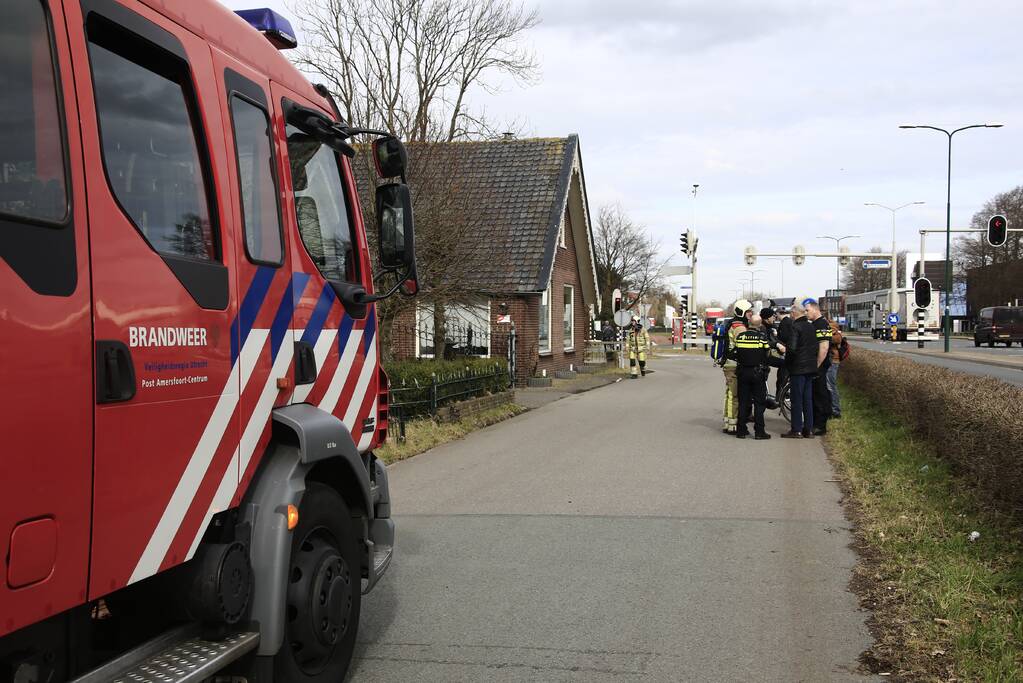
[899,122,1003,352]
[816,234,860,291]
[864,202,923,325]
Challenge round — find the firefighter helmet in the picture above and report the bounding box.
[732,298,753,318]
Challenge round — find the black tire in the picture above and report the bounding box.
[779,382,791,422]
[274,483,361,682]
[987,338,995,348]
[974,337,981,347]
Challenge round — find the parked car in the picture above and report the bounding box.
[974,307,1023,347]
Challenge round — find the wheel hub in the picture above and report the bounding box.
[286,533,353,673]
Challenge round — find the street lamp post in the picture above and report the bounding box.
[864,202,924,323]
[741,269,766,301]
[816,234,860,291]
[899,123,1003,352]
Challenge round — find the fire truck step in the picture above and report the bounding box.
[71,624,259,683]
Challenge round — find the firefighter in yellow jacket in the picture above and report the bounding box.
[722,299,754,433]
[627,315,650,378]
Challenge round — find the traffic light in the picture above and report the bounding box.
[793,245,806,266]
[612,288,622,313]
[744,245,757,266]
[913,277,932,309]
[679,294,689,317]
[838,245,851,267]
[987,214,1008,247]
[680,232,689,255]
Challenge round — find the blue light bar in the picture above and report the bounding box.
[235,8,298,50]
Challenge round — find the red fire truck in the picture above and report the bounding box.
[1,1,418,680]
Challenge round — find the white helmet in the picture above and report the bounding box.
[733,298,753,317]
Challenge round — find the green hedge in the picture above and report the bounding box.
[841,348,1023,513]
[384,357,510,417]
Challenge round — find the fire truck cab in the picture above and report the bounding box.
[1,0,416,680]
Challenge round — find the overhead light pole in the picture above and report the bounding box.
[816,234,860,291]
[741,269,766,301]
[899,123,1003,352]
[864,202,923,321]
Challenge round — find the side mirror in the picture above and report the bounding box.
[373,137,408,179]
[376,182,416,272]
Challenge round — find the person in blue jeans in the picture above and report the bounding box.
[780,301,820,438]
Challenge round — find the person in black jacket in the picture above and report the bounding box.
[734,315,785,440]
[805,299,834,435]
[780,301,819,438]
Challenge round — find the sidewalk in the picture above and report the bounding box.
[515,367,627,409]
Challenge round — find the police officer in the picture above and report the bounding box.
[734,315,783,439]
[627,315,650,378]
[721,299,753,433]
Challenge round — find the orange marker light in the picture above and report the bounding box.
[286,504,299,530]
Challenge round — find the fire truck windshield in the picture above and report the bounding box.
[286,125,358,283]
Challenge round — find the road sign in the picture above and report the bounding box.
[862,259,891,270]
[661,265,692,276]
[613,310,633,327]
[838,316,847,325]
[887,313,900,325]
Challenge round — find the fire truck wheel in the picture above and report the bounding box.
[275,483,361,681]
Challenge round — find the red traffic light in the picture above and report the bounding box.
[987,214,1008,247]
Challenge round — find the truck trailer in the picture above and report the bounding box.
[1,1,419,680]
[844,288,940,340]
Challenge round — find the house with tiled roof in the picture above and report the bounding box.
[389,135,600,384]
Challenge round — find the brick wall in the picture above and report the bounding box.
[435,390,514,423]
[536,207,589,378]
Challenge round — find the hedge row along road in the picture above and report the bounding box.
[845,333,1023,386]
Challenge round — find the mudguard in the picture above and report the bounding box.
[244,404,370,656]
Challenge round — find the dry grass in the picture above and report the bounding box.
[376,403,526,464]
[827,386,1023,681]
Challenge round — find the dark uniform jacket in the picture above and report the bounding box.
[813,316,834,370]
[734,329,771,373]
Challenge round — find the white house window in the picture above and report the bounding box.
[563,285,574,350]
[538,285,551,353]
[416,301,491,358]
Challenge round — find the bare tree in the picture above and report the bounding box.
[292,0,540,359]
[292,0,539,143]
[593,203,667,319]
[954,185,1023,272]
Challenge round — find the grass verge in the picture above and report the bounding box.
[826,385,1023,681]
[377,403,526,465]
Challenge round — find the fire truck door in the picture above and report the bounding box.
[0,0,92,638]
[271,82,381,452]
[66,0,238,597]
[212,50,297,495]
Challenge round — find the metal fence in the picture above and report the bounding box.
[387,362,511,442]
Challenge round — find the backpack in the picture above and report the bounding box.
[838,338,851,361]
[710,317,741,365]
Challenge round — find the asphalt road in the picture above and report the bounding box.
[846,334,1023,386]
[350,356,873,681]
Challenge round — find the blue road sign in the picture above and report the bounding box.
[887,313,900,325]
[862,259,892,270]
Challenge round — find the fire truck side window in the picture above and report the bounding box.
[87,20,217,262]
[285,123,357,283]
[230,95,283,265]
[0,0,68,224]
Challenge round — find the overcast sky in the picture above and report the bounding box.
[224,0,1022,305]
